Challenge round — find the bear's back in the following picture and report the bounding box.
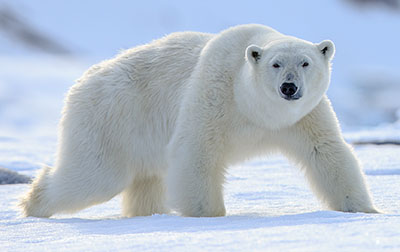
[119,31,214,91]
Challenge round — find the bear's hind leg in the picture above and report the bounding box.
[20,166,54,217]
[121,174,167,217]
[20,161,132,218]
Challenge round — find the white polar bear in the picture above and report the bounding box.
[20,24,378,218]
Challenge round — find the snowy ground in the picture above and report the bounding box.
[1,144,399,251]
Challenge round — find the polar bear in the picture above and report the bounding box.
[20,24,378,218]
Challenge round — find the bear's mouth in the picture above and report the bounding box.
[279,82,302,101]
[281,92,302,101]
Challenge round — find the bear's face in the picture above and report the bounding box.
[237,38,335,129]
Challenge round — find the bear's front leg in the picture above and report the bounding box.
[279,97,378,213]
[167,86,229,217]
[167,131,227,217]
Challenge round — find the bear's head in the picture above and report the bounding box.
[236,38,335,129]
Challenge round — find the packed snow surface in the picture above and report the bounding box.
[1,144,399,251]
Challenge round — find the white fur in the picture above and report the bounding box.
[20,24,377,218]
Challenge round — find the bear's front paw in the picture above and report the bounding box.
[180,202,226,217]
[348,205,380,214]
[337,196,380,214]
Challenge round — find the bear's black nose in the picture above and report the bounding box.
[280,82,298,96]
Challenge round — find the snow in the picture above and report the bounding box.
[1,0,400,251]
[1,145,400,251]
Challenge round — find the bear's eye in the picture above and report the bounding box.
[272,63,280,68]
[302,62,309,67]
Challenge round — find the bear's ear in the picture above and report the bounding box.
[246,45,263,65]
[317,40,335,61]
